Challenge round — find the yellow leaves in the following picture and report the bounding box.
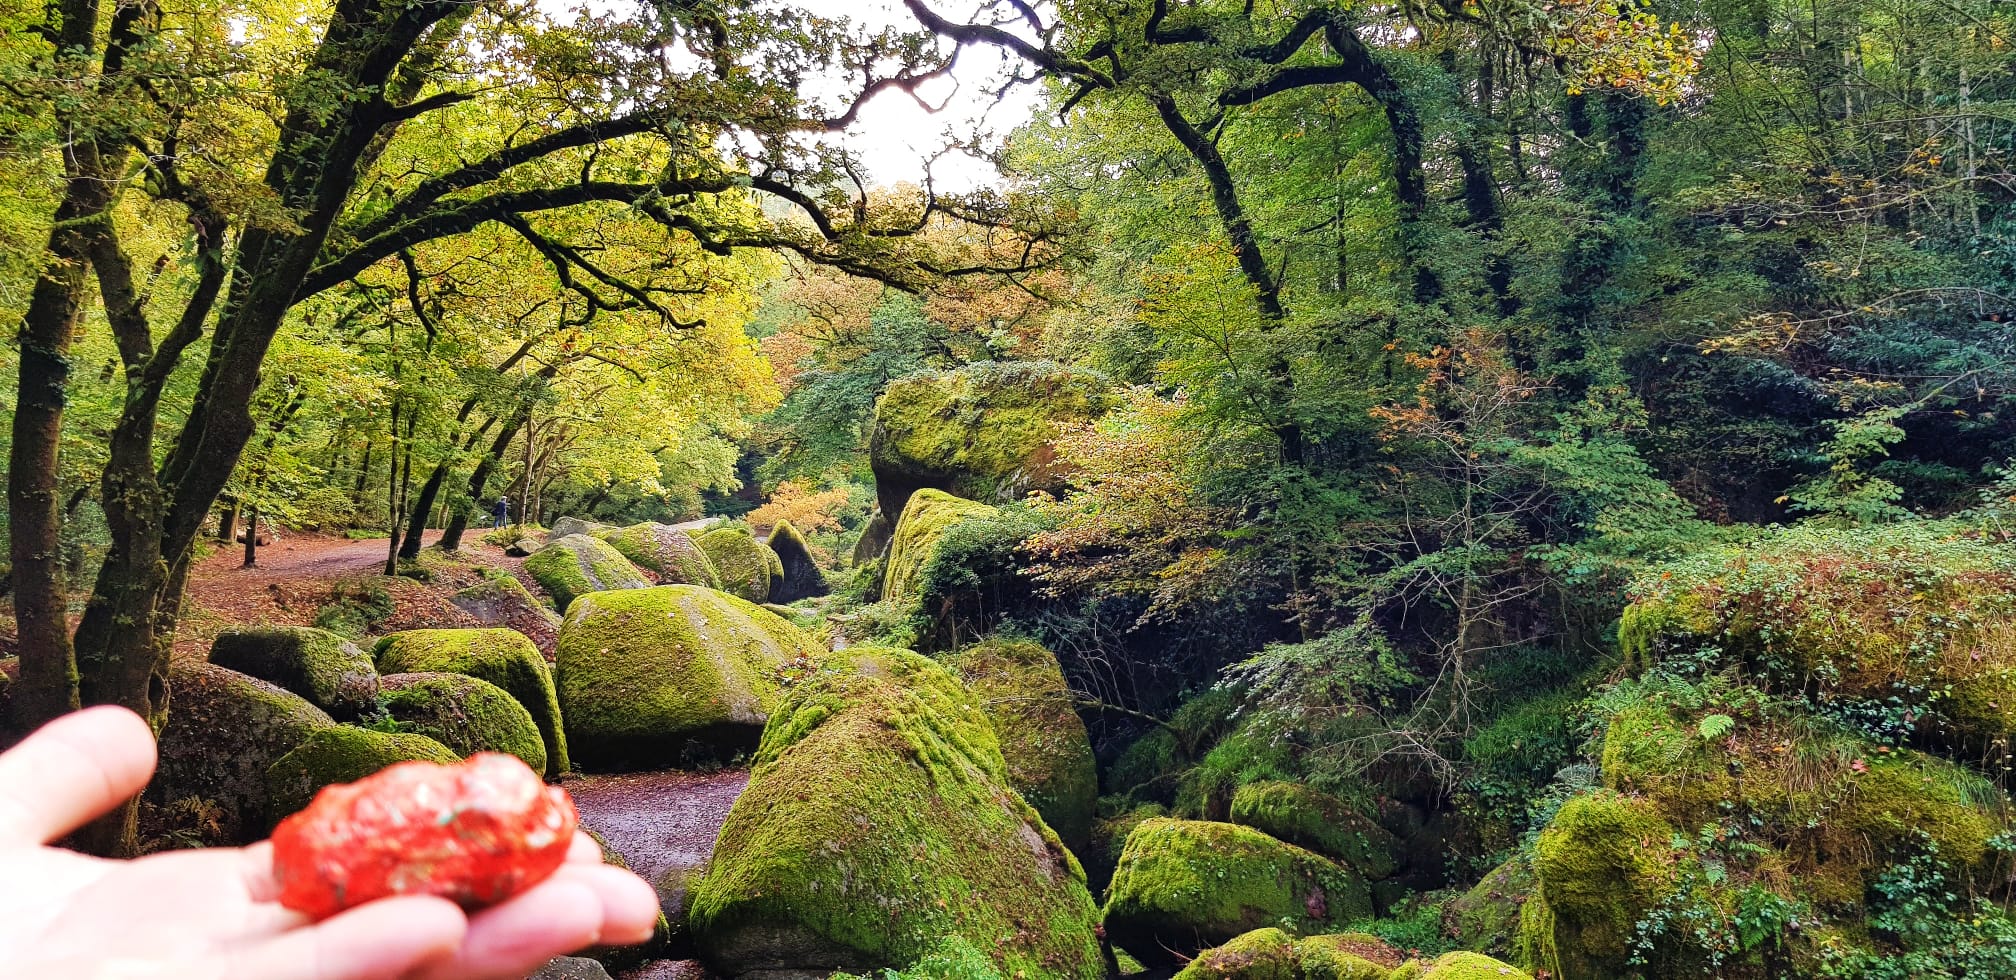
[1533,0,1703,105]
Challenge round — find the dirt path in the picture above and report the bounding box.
[568,769,749,980]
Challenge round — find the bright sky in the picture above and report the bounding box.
[790,1,1045,192]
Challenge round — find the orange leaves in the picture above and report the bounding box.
[746,480,853,537]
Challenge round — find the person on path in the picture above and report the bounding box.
[493,496,510,529]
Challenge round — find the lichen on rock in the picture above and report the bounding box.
[554,585,821,770]
[373,627,569,776]
[688,646,1104,980]
[604,522,721,588]
[524,533,650,613]
[209,625,379,720]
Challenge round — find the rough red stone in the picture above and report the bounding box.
[272,751,576,919]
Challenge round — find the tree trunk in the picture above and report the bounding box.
[242,502,259,567]
[397,460,450,559]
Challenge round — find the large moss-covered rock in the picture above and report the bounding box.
[695,526,780,604]
[209,626,378,720]
[851,511,893,567]
[373,628,569,776]
[556,585,821,770]
[265,725,460,823]
[525,533,649,612]
[551,516,614,540]
[1172,928,1398,980]
[1413,952,1531,979]
[1104,818,1372,962]
[605,522,721,588]
[379,672,546,773]
[1619,524,2016,748]
[882,489,998,604]
[1443,856,1533,958]
[764,520,827,603]
[151,661,336,843]
[1521,791,1681,979]
[952,637,1096,852]
[452,571,563,631]
[689,647,1104,979]
[868,360,1116,520]
[1231,781,1402,881]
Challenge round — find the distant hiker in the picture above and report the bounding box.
[493,496,510,529]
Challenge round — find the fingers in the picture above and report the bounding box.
[0,706,156,845]
[413,863,659,980]
[224,895,466,980]
[565,829,604,864]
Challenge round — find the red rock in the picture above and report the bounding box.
[272,752,576,919]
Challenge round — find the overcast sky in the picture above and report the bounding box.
[788,0,1045,192]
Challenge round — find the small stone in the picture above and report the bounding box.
[272,752,576,919]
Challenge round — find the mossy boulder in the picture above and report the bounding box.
[379,672,547,773]
[373,628,569,776]
[1172,928,1399,980]
[952,637,1097,852]
[867,360,1116,520]
[1231,781,1402,881]
[1619,523,2016,748]
[882,489,999,605]
[1414,952,1530,979]
[605,522,721,588]
[551,516,614,540]
[1521,791,1681,979]
[150,661,336,843]
[695,526,780,604]
[689,647,1104,979]
[1442,855,1533,958]
[525,533,650,613]
[852,510,893,567]
[555,585,821,770]
[452,572,563,630]
[265,725,460,823]
[208,625,378,720]
[764,520,827,603]
[1104,818,1372,962]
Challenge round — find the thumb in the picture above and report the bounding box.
[0,705,157,846]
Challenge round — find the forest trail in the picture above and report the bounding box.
[569,769,750,980]
[190,529,443,581]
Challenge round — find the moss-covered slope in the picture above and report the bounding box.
[882,488,999,605]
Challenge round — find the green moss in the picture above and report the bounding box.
[373,628,569,776]
[1442,856,1533,959]
[868,360,1116,519]
[1621,523,2016,747]
[1416,951,1530,979]
[1598,699,1734,826]
[150,661,336,844]
[264,725,459,823]
[555,585,821,770]
[1104,818,1372,961]
[1525,791,1681,979]
[379,671,547,773]
[1297,934,1402,980]
[882,489,999,605]
[525,533,649,612]
[209,625,379,720]
[1173,928,1304,980]
[689,647,1103,979]
[696,525,779,603]
[952,637,1098,851]
[1230,782,1401,881]
[766,519,828,602]
[1840,749,2004,875]
[605,522,721,588]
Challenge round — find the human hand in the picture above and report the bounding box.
[0,705,659,979]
